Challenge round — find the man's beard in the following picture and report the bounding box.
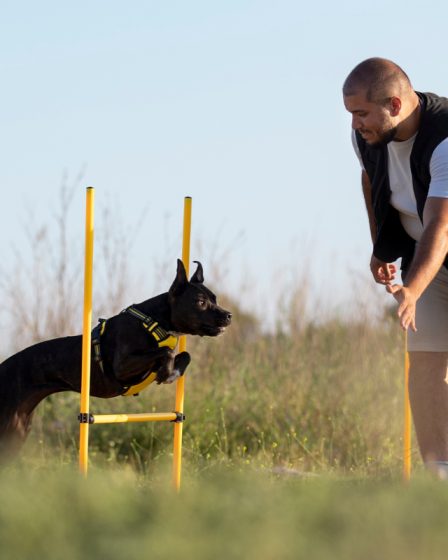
[368,125,399,149]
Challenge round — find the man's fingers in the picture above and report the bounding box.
[397,301,417,332]
[383,266,395,279]
[376,274,396,285]
[375,265,397,284]
[386,283,402,295]
[381,280,418,332]
[401,314,417,332]
[386,264,397,277]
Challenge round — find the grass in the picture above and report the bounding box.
[3,260,426,560]
[23,305,412,477]
[3,304,427,560]
[2,188,413,477]
[1,189,432,557]
[1,465,447,560]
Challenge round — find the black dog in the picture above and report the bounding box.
[0,260,231,454]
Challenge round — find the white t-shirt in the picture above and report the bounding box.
[352,130,448,241]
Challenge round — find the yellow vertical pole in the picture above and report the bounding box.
[79,187,95,476]
[403,331,411,481]
[173,196,192,491]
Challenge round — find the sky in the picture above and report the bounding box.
[1,0,447,330]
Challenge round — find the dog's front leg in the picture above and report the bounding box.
[113,346,174,385]
[161,352,191,384]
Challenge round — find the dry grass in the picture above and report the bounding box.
[1,186,413,477]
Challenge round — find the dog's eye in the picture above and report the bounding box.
[197,299,206,308]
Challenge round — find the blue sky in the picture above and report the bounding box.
[1,0,447,326]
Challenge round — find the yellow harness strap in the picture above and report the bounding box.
[121,371,158,396]
[121,306,178,396]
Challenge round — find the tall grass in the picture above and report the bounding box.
[0,466,447,560]
[1,186,413,477]
[2,187,434,560]
[22,302,409,477]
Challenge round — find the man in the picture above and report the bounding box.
[343,57,448,477]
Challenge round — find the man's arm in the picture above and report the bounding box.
[362,170,376,243]
[387,197,448,330]
[361,170,397,284]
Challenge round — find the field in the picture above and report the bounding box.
[1,194,443,559]
[2,464,448,559]
[3,309,444,559]
[22,304,409,476]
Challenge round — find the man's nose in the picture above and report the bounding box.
[352,115,361,130]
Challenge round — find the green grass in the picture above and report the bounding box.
[1,186,433,558]
[3,285,430,559]
[0,465,447,560]
[24,310,412,477]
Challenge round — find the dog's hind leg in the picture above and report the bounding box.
[0,408,33,460]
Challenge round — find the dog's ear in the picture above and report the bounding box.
[169,259,189,298]
[190,261,204,284]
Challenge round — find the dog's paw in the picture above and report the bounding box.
[162,369,182,384]
[174,351,191,374]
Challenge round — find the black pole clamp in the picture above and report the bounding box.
[171,412,186,423]
[78,413,95,424]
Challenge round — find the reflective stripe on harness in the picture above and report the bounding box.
[92,319,107,373]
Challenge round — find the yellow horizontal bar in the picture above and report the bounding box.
[92,412,178,424]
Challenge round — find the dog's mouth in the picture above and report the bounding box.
[200,325,227,337]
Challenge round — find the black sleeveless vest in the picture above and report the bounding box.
[355,92,448,269]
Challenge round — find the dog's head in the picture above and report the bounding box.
[168,260,232,336]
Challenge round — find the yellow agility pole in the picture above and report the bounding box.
[93,412,178,424]
[79,187,95,476]
[403,331,412,481]
[173,196,192,491]
[78,192,192,480]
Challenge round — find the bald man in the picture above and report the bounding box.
[343,58,448,478]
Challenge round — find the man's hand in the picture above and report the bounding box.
[370,255,397,284]
[386,284,417,332]
[384,198,448,333]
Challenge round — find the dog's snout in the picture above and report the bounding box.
[223,311,232,325]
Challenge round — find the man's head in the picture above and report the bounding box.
[343,58,418,147]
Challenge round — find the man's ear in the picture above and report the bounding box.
[169,259,189,298]
[389,96,402,117]
[190,261,204,284]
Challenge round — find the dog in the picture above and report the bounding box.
[0,260,231,454]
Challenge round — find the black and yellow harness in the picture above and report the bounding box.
[92,306,178,397]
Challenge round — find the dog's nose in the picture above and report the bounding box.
[226,312,232,322]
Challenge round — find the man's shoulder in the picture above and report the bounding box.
[419,92,448,124]
[416,92,448,154]
[431,137,448,165]
[418,91,448,104]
